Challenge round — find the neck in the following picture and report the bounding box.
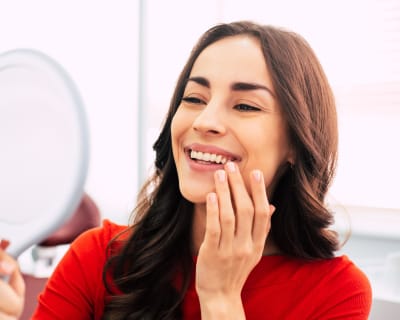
[191,203,281,256]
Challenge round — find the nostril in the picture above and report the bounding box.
[192,120,225,135]
[193,126,222,135]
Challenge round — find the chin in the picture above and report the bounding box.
[179,182,211,204]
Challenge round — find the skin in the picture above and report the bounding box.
[0,240,25,320]
[171,35,294,319]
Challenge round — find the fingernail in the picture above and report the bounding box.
[216,170,226,182]
[226,161,235,172]
[252,170,262,182]
[0,261,14,274]
[208,192,217,203]
[0,239,10,250]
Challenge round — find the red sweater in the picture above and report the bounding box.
[32,220,372,319]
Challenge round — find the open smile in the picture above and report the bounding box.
[185,144,241,167]
[190,150,228,164]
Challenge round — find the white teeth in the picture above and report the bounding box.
[190,150,228,164]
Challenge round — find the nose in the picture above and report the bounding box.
[192,100,226,135]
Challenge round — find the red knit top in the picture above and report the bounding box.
[32,220,372,319]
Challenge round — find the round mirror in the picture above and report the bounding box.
[0,49,89,257]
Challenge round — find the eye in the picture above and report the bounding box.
[234,103,261,112]
[181,96,205,105]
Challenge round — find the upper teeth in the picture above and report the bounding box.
[190,150,228,164]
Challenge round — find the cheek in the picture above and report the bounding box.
[170,112,183,155]
[171,108,191,161]
[170,118,178,156]
[243,136,291,186]
[171,107,187,133]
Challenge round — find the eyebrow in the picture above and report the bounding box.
[187,76,275,98]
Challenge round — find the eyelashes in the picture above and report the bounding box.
[233,104,261,112]
[181,96,204,104]
[181,96,261,112]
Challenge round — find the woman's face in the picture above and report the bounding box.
[171,35,294,204]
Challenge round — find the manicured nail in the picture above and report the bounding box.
[0,239,10,250]
[0,261,14,274]
[226,161,235,172]
[252,170,262,182]
[216,170,226,182]
[208,192,217,203]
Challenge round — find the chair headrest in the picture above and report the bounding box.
[39,193,101,246]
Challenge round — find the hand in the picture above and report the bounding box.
[0,240,25,320]
[195,162,275,319]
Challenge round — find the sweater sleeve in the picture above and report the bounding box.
[31,220,125,320]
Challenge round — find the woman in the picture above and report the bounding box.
[0,21,371,319]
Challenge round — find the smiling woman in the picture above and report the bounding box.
[0,21,372,320]
[104,21,370,319]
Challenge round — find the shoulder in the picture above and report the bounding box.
[245,255,372,319]
[307,255,372,318]
[55,218,130,276]
[70,219,129,252]
[251,254,371,290]
[59,218,130,283]
[311,255,371,290]
[282,255,372,303]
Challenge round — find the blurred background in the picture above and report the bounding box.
[1,0,399,317]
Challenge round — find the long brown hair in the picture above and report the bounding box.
[103,21,339,319]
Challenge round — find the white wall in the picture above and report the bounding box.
[0,0,140,224]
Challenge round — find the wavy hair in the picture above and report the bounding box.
[102,21,339,319]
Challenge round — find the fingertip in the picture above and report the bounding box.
[270,205,276,215]
[252,169,262,182]
[215,169,226,183]
[0,260,15,275]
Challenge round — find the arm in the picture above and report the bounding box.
[0,240,25,319]
[195,162,275,320]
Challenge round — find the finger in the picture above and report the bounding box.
[0,261,24,317]
[8,265,25,299]
[0,280,22,317]
[0,312,19,320]
[203,192,221,248]
[250,170,274,251]
[0,251,14,277]
[225,162,254,240]
[214,169,235,251]
[0,251,25,301]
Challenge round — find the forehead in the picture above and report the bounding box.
[190,35,273,87]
